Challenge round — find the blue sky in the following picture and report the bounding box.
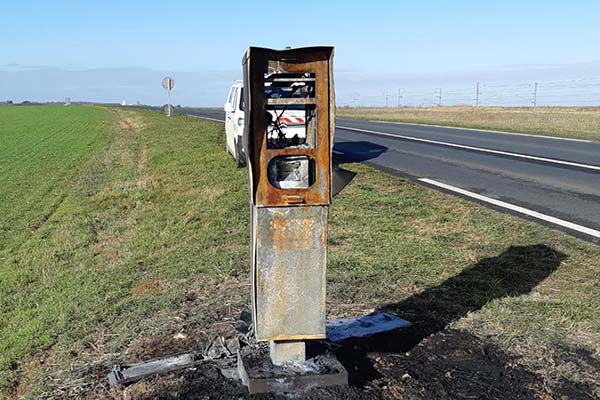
[1,1,599,106]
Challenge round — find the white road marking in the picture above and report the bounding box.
[367,120,593,143]
[190,115,225,123]
[189,113,594,145]
[418,178,600,239]
[186,112,599,238]
[337,125,600,172]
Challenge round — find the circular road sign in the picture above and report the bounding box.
[162,76,175,91]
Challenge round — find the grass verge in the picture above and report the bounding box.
[337,106,600,141]
[0,106,598,398]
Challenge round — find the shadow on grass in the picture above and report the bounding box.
[334,244,567,385]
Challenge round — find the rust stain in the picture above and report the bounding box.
[269,215,315,251]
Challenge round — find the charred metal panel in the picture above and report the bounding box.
[242,47,335,207]
[253,206,327,341]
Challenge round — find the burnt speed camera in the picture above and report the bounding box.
[242,47,335,364]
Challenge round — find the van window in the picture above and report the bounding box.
[239,88,244,111]
[231,88,238,110]
[226,87,235,106]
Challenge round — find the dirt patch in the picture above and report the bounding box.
[130,280,165,295]
[93,235,130,264]
[135,174,157,189]
[118,114,145,133]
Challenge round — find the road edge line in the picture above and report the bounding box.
[418,177,600,239]
[337,125,600,171]
[189,115,225,123]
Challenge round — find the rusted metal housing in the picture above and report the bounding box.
[242,46,335,207]
[242,47,335,341]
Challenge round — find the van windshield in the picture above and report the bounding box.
[264,74,314,110]
[264,85,306,111]
[238,77,311,112]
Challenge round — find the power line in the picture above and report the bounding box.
[340,77,600,107]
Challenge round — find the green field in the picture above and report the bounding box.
[337,106,600,141]
[1,106,599,398]
[0,106,113,389]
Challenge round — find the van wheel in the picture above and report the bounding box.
[234,137,245,168]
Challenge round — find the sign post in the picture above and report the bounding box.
[161,76,175,116]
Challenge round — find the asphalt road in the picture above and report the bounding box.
[177,107,600,242]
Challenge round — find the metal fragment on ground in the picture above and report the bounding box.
[326,311,411,342]
[107,353,195,386]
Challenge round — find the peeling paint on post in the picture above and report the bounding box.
[242,47,335,362]
[255,206,327,340]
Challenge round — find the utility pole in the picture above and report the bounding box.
[475,82,480,107]
[385,92,390,108]
[397,88,404,107]
[352,93,359,108]
[436,88,442,106]
[532,82,538,107]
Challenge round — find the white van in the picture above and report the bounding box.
[224,74,312,167]
[223,80,245,166]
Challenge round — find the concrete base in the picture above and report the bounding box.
[269,340,305,365]
[238,345,347,394]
